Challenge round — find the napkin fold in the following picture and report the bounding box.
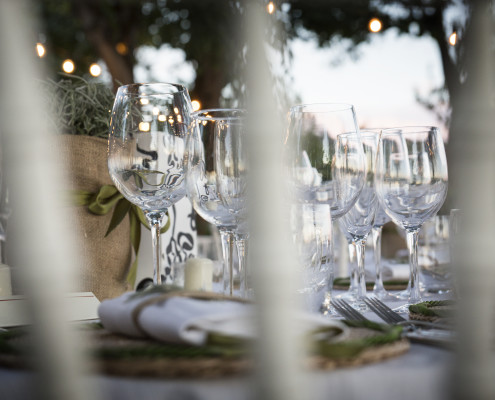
[98,290,348,346]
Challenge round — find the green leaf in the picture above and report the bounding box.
[105,198,132,237]
[88,185,123,215]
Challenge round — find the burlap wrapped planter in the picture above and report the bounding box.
[59,135,132,300]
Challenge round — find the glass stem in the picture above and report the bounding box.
[355,237,367,300]
[406,228,421,304]
[372,226,385,292]
[219,229,234,296]
[145,211,166,286]
[348,242,358,293]
[235,234,249,298]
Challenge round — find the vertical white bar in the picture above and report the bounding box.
[0,1,97,399]
[449,2,495,399]
[245,4,305,400]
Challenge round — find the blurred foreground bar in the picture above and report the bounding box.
[449,1,495,399]
[0,1,96,399]
[245,3,306,400]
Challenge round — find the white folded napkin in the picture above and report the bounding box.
[98,290,348,346]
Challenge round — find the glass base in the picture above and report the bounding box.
[319,292,341,317]
[392,302,414,314]
[372,287,398,302]
[334,289,358,302]
[392,289,410,300]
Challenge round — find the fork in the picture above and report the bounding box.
[363,297,451,330]
[331,299,369,322]
[332,298,455,347]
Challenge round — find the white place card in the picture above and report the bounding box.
[0,292,100,328]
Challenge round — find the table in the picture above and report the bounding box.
[0,290,456,400]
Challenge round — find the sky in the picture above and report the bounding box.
[289,29,448,139]
[134,28,448,140]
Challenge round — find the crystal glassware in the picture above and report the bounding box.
[108,83,193,285]
[371,205,394,300]
[185,109,246,296]
[337,132,379,310]
[375,126,448,311]
[285,103,365,314]
[336,221,359,300]
[213,110,250,297]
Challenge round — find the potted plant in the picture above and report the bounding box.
[44,76,155,300]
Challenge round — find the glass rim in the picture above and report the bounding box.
[380,126,440,136]
[117,82,188,96]
[192,108,247,121]
[290,102,355,114]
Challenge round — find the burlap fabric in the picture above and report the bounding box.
[59,135,132,300]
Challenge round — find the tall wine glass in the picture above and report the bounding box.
[185,109,246,296]
[213,111,250,297]
[375,126,448,311]
[337,132,379,310]
[108,83,193,286]
[358,128,393,299]
[285,103,365,314]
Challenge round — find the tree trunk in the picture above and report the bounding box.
[190,60,226,108]
[71,0,135,91]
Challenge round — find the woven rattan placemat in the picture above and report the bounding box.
[408,300,455,323]
[0,323,409,379]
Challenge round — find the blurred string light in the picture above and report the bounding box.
[139,122,150,132]
[62,59,75,73]
[449,32,457,46]
[116,42,128,55]
[191,100,201,111]
[36,43,45,58]
[368,18,382,33]
[267,1,275,14]
[89,63,101,77]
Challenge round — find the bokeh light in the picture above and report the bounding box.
[267,1,275,14]
[62,59,75,73]
[139,122,150,132]
[191,100,201,111]
[368,18,382,33]
[89,63,101,77]
[449,32,457,46]
[116,42,128,55]
[36,43,45,58]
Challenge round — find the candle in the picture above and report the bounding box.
[184,258,213,291]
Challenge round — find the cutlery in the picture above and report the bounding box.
[332,298,456,348]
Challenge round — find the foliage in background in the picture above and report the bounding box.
[41,75,114,139]
[36,0,470,121]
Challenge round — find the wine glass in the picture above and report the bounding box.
[185,109,246,296]
[108,83,193,286]
[285,103,365,314]
[375,126,448,311]
[357,128,394,300]
[336,220,358,300]
[213,110,250,297]
[371,205,394,300]
[337,132,379,310]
